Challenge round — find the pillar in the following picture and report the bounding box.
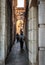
[0,0,12,64]
[28,1,38,64]
[0,0,7,64]
[0,0,1,63]
[38,0,45,65]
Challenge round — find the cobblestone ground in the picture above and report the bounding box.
[6,41,29,65]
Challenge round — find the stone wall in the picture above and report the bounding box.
[0,0,12,64]
[0,0,1,60]
[30,7,38,64]
[38,0,45,65]
[27,0,38,65]
[12,0,16,44]
[0,0,6,64]
[6,0,12,55]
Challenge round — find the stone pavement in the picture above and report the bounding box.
[6,41,29,65]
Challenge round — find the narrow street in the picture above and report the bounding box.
[6,41,29,65]
[0,0,45,65]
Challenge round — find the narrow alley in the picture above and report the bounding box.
[6,41,29,65]
[0,0,45,65]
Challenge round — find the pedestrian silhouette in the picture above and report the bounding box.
[16,33,19,43]
[19,29,24,51]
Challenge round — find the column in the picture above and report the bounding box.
[0,0,12,64]
[28,6,38,65]
[0,0,6,64]
[0,0,1,62]
[38,0,45,65]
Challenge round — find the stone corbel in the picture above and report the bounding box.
[30,0,38,8]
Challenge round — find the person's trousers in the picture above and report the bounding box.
[20,41,23,50]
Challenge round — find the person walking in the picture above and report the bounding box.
[20,29,24,51]
[16,33,19,43]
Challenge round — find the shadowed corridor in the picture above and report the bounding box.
[6,41,29,65]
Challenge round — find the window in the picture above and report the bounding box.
[17,0,24,8]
